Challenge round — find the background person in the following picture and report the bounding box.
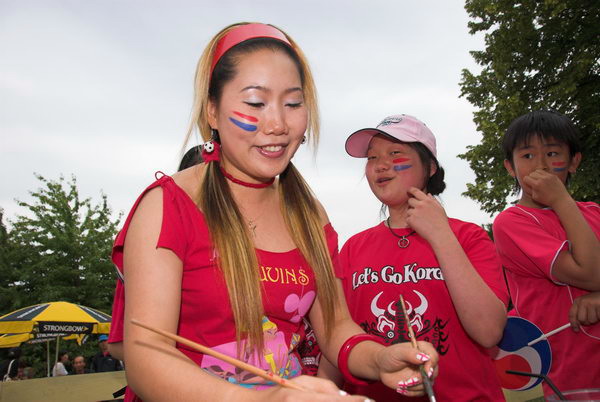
[52,350,69,377]
[91,334,123,373]
[70,355,91,375]
[0,347,21,381]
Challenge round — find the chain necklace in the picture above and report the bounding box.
[386,217,416,248]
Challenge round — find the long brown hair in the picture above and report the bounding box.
[183,23,337,354]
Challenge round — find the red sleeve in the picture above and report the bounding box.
[455,221,510,307]
[493,208,568,283]
[108,174,191,343]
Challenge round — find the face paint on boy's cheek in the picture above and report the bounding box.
[229,111,258,132]
[552,161,567,172]
[392,158,412,172]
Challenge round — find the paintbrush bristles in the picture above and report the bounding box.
[130,318,305,392]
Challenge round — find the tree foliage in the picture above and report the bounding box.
[1,174,121,376]
[2,174,121,313]
[460,0,600,214]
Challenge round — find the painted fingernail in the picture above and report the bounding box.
[396,387,409,395]
[428,367,434,378]
[338,390,348,396]
[417,353,430,362]
[398,380,408,388]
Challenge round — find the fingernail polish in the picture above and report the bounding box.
[396,388,408,395]
[338,390,348,396]
[417,353,430,362]
[428,367,434,378]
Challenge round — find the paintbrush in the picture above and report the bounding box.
[399,295,436,402]
[130,318,305,391]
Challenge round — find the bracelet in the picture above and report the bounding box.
[337,334,387,386]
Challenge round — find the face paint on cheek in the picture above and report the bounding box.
[392,158,412,172]
[552,161,567,172]
[229,111,258,132]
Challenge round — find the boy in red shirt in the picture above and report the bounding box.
[493,110,600,395]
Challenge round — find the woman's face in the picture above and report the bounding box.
[365,135,428,207]
[208,48,307,183]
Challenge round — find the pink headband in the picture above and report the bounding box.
[210,23,292,75]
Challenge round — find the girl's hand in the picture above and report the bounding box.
[258,375,372,401]
[376,341,439,397]
[569,292,600,331]
[406,187,451,243]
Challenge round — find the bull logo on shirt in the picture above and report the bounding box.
[370,290,428,339]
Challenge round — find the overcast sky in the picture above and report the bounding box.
[0,0,494,245]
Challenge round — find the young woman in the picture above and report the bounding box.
[333,114,508,401]
[107,24,438,401]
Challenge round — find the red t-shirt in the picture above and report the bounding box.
[493,202,600,395]
[338,219,508,402]
[109,174,338,399]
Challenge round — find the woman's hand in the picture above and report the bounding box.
[376,341,438,397]
[406,187,451,244]
[257,375,372,401]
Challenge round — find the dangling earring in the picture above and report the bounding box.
[202,128,221,163]
[301,136,307,144]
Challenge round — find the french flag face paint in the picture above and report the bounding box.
[229,111,258,132]
[393,158,412,172]
[552,161,567,172]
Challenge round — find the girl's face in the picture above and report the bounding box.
[504,135,580,197]
[365,135,429,207]
[208,48,307,183]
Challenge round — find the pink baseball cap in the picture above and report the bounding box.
[345,114,437,158]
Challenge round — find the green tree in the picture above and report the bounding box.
[1,174,122,376]
[0,209,18,312]
[4,174,121,313]
[460,0,600,214]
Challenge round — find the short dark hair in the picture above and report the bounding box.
[502,110,581,191]
[503,110,581,163]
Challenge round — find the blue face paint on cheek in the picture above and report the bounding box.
[229,117,257,132]
[392,158,412,171]
[552,161,567,172]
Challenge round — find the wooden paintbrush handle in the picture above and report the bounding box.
[130,318,305,392]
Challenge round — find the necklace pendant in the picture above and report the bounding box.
[398,237,410,248]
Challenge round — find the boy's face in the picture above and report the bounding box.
[504,135,581,203]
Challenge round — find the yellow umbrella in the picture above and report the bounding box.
[0,301,111,335]
[0,302,111,376]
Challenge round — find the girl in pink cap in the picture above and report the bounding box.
[106,24,438,401]
[328,114,508,401]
